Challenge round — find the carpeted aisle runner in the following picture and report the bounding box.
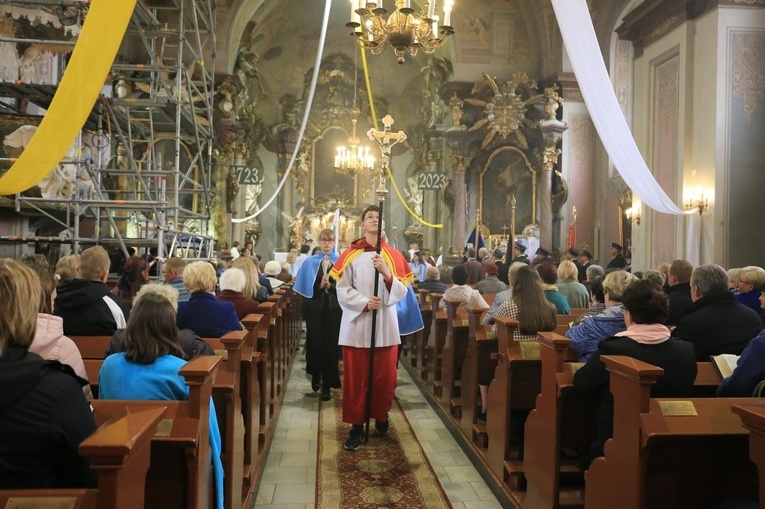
[316,391,452,508]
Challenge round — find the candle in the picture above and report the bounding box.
[350,0,360,23]
[428,0,436,19]
[443,6,451,25]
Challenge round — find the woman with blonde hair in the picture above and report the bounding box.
[177,261,242,337]
[556,260,590,309]
[566,270,638,361]
[231,256,268,302]
[735,265,765,314]
[0,259,97,489]
[55,254,79,282]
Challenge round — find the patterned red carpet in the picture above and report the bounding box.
[316,392,452,508]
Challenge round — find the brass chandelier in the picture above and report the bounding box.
[334,108,376,176]
[347,0,455,64]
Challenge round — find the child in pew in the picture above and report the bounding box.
[105,283,215,359]
[28,269,92,399]
[98,290,225,509]
[481,265,557,421]
[573,279,697,468]
[19,252,92,399]
[0,259,98,489]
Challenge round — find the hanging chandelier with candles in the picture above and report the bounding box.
[347,0,455,64]
[334,108,376,176]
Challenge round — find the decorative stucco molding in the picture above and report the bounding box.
[732,31,765,122]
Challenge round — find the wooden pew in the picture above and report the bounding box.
[71,335,112,396]
[484,315,537,481]
[240,314,265,506]
[412,289,432,379]
[204,331,246,509]
[732,404,765,507]
[586,356,761,509]
[459,306,490,438]
[439,299,469,403]
[0,407,167,509]
[426,293,445,392]
[92,355,220,509]
[522,332,596,508]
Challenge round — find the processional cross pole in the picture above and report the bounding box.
[364,115,407,441]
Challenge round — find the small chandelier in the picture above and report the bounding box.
[335,108,376,176]
[347,0,455,65]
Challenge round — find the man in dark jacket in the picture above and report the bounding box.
[671,264,763,361]
[606,242,627,269]
[55,246,131,336]
[665,259,694,325]
[511,240,530,266]
[417,266,447,294]
[463,248,485,284]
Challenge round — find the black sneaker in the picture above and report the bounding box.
[345,425,364,451]
[375,416,389,436]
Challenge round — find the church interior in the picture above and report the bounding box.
[1,0,765,508]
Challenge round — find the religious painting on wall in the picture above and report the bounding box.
[311,126,355,206]
[480,147,536,236]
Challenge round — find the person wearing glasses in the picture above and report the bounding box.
[330,206,414,451]
[735,266,765,316]
[294,229,342,401]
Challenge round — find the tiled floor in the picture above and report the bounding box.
[253,345,503,509]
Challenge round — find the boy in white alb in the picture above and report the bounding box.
[330,205,413,451]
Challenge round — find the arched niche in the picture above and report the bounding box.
[479,146,537,238]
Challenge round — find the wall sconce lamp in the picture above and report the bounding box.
[685,193,709,215]
[626,207,641,226]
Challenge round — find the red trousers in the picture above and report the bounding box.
[342,345,398,425]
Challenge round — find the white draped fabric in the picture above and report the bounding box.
[551,0,699,265]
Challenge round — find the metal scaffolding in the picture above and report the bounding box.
[0,0,217,260]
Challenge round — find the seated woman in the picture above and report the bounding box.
[106,283,214,359]
[717,288,765,397]
[573,279,697,467]
[481,265,557,418]
[231,256,269,303]
[440,264,489,309]
[566,270,637,361]
[217,267,260,320]
[536,262,570,314]
[735,265,765,316]
[0,259,97,489]
[264,260,286,290]
[177,261,242,337]
[556,260,590,309]
[99,290,225,509]
[28,270,91,398]
[55,254,79,283]
[572,275,606,326]
[115,255,149,306]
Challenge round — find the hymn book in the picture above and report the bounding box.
[711,353,740,379]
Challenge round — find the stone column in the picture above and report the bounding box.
[538,119,567,251]
[449,155,470,255]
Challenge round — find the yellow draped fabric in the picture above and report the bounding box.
[0,0,136,196]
